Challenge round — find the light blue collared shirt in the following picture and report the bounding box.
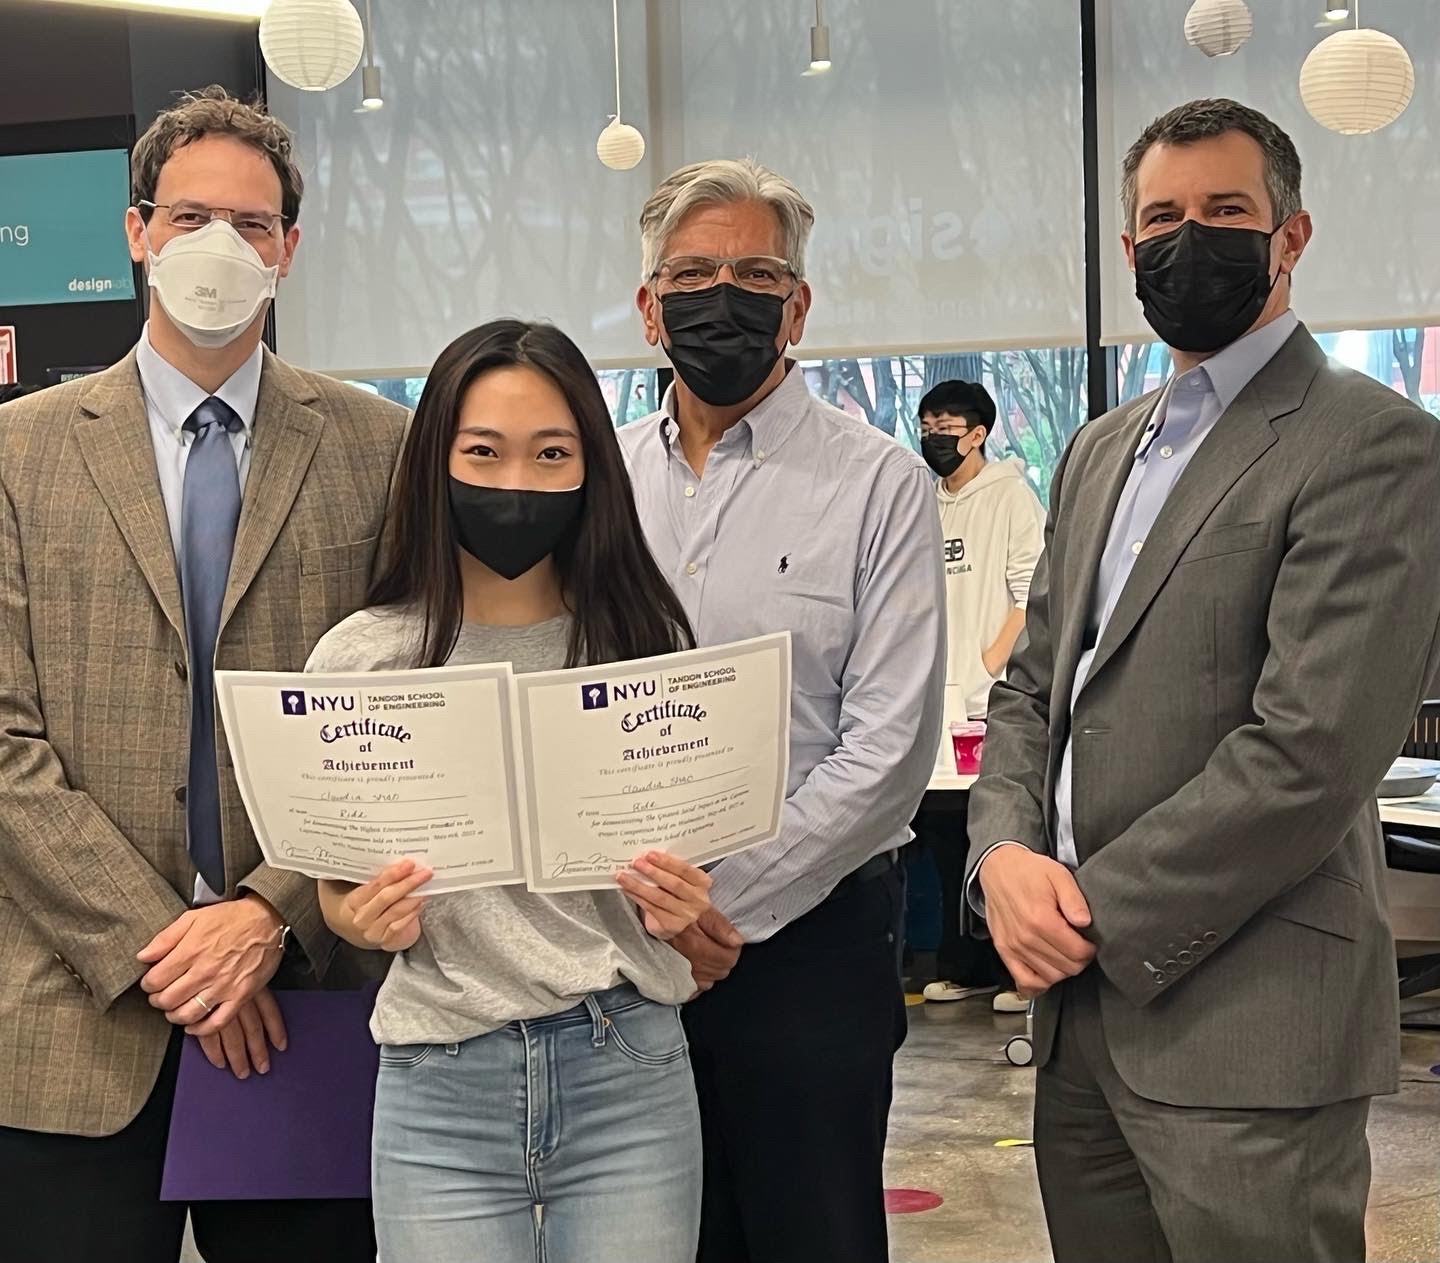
[619,366,946,941]
[136,324,262,904]
[1052,310,1299,866]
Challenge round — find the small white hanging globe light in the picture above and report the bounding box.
[260,0,366,93]
[1183,0,1254,58]
[1300,27,1415,135]
[597,118,646,171]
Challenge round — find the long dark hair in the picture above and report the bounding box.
[367,319,694,670]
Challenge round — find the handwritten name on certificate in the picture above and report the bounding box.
[513,634,792,892]
[215,664,527,892]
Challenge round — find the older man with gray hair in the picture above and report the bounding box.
[618,159,946,1263]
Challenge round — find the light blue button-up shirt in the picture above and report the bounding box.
[619,366,946,940]
[1052,310,1299,867]
[136,323,261,905]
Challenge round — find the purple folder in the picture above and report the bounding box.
[161,987,380,1201]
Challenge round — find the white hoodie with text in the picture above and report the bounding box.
[936,457,1046,719]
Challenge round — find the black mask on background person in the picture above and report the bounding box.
[1133,219,1282,354]
[921,432,965,478]
[660,283,788,407]
[448,477,584,581]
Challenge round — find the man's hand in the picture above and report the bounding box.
[978,844,1095,997]
[137,894,285,1037]
[193,987,288,1081]
[670,906,745,992]
[982,644,1005,678]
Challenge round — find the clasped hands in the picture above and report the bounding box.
[136,893,289,1080]
[978,844,1096,997]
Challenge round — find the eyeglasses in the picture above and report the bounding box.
[138,200,285,243]
[920,415,978,435]
[653,255,796,296]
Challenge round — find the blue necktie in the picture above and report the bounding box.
[180,397,244,893]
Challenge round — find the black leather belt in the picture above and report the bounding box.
[827,850,899,902]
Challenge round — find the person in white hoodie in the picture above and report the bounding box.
[913,380,1045,1008]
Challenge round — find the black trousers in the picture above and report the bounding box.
[683,864,907,1263]
[0,1031,375,1263]
[913,806,1011,986]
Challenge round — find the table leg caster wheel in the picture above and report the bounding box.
[1004,1035,1034,1066]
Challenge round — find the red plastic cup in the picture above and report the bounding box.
[951,721,986,775]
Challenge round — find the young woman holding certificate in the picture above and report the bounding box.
[313,320,723,1263]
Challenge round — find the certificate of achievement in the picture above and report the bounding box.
[513,634,791,892]
[217,634,791,895]
[216,664,527,892]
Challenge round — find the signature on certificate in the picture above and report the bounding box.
[549,851,616,878]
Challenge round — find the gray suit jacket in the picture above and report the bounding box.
[0,349,407,1136]
[967,326,1440,1109]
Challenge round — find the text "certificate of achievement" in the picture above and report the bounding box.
[514,634,791,892]
[216,664,526,892]
[215,634,790,894]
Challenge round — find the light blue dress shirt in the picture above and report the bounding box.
[136,324,262,903]
[619,366,947,941]
[1053,311,1300,867]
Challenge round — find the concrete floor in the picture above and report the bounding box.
[182,996,1440,1263]
[885,994,1440,1263]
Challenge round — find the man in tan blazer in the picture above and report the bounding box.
[967,99,1440,1262]
[0,89,406,1261]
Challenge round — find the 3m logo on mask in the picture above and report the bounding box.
[194,285,218,299]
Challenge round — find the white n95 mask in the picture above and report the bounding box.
[146,219,280,349]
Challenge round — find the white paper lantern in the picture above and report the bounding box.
[1300,28,1415,135]
[597,119,645,171]
[1184,0,1254,58]
[260,0,365,93]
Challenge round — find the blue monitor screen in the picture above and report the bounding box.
[0,149,137,306]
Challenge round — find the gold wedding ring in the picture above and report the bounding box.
[193,993,213,1014]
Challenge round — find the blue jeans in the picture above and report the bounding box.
[372,984,701,1263]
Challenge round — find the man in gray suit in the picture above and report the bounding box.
[967,98,1440,1263]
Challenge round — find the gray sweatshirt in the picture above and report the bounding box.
[307,606,695,1046]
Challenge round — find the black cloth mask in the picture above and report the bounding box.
[660,283,788,407]
[921,433,965,478]
[1133,219,1282,354]
[448,478,583,581]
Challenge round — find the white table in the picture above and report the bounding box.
[1379,785,1440,832]
[927,771,977,794]
[921,777,1440,825]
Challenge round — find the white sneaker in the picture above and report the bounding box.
[992,990,1029,1013]
[922,981,999,1003]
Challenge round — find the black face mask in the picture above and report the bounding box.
[448,478,584,582]
[660,283,788,407]
[1133,219,1282,354]
[921,433,965,478]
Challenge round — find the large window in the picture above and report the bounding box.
[348,322,1434,512]
[799,349,1086,499]
[1117,326,1440,418]
[346,345,1087,498]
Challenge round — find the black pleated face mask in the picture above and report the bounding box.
[1133,219,1282,354]
[448,478,584,581]
[660,283,789,407]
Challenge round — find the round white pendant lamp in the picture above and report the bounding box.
[597,120,645,171]
[1183,0,1254,58]
[260,0,365,93]
[596,0,646,170]
[1300,26,1414,135]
